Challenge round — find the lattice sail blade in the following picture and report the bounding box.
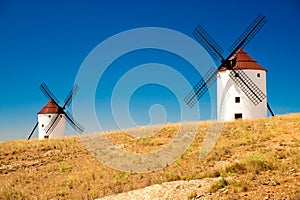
[39,83,60,104]
[63,84,79,109]
[45,114,63,135]
[193,25,224,61]
[229,68,266,105]
[184,67,217,108]
[228,14,267,55]
[64,111,84,133]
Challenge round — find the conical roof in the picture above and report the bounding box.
[218,49,266,72]
[38,100,61,114]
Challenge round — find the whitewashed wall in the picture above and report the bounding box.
[38,114,66,140]
[217,69,267,121]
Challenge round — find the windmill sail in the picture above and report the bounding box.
[28,83,84,140]
[228,14,267,55]
[193,25,224,61]
[63,84,79,109]
[64,110,84,133]
[184,66,217,107]
[40,82,60,104]
[229,67,266,105]
[44,83,83,137]
[185,14,272,114]
[45,113,63,135]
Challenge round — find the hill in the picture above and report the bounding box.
[1,113,300,199]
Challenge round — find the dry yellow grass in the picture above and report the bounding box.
[0,113,300,199]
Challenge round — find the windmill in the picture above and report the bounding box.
[184,14,275,121]
[28,83,84,140]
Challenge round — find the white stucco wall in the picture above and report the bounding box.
[37,114,66,140]
[217,69,267,121]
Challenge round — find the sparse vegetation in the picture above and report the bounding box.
[209,177,229,193]
[187,190,198,199]
[0,113,300,199]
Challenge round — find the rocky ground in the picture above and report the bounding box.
[98,178,217,200]
[98,175,300,200]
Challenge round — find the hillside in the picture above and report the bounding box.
[0,113,300,199]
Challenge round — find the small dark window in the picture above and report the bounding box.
[235,97,240,103]
[257,73,260,77]
[235,113,243,119]
[44,135,49,139]
[41,124,44,127]
[48,115,51,118]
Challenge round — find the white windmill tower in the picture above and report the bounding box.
[37,100,66,139]
[217,49,268,121]
[184,14,274,120]
[28,83,84,140]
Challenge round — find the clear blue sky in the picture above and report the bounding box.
[0,0,299,141]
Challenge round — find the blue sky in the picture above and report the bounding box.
[0,0,300,141]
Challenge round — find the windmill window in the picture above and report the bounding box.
[235,97,240,103]
[235,113,243,119]
[257,73,260,77]
[48,115,51,118]
[42,124,44,127]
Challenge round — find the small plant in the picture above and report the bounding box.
[220,177,229,187]
[57,189,67,197]
[187,190,198,199]
[226,162,247,174]
[88,190,98,199]
[272,178,280,185]
[11,149,17,154]
[209,177,229,193]
[59,163,72,172]
[113,174,120,181]
[240,138,249,146]
[229,179,252,193]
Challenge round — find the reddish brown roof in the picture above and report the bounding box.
[38,100,61,114]
[218,48,266,72]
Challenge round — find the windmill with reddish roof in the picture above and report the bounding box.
[28,83,84,140]
[185,14,275,121]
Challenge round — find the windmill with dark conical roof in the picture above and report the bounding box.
[28,83,84,140]
[184,14,275,121]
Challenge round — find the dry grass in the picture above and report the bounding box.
[0,113,300,199]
